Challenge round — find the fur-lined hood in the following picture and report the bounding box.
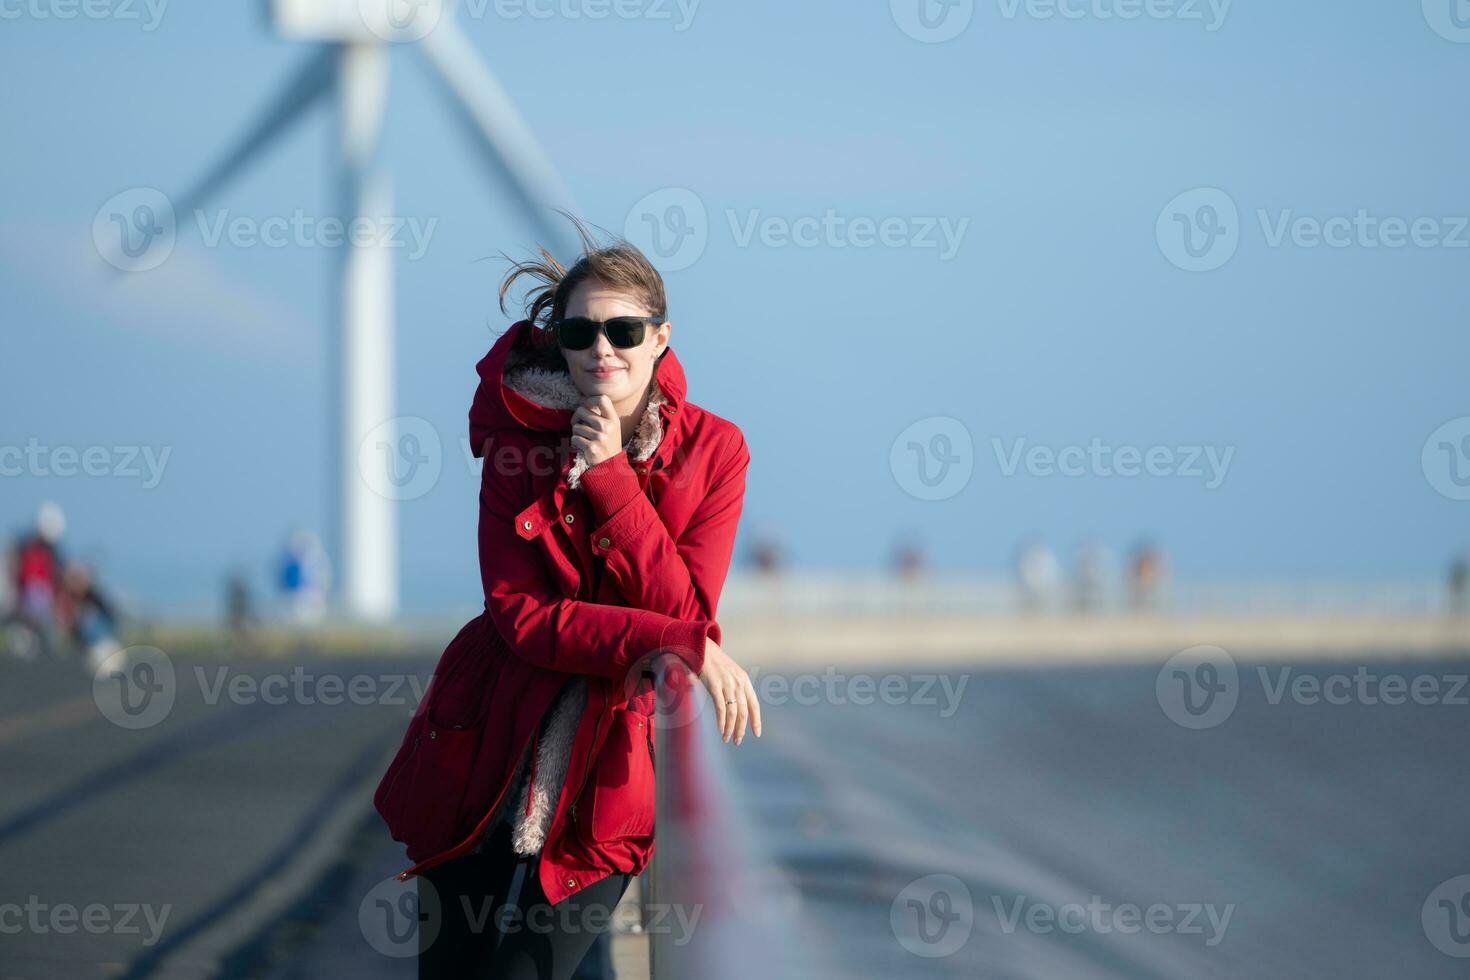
[469,319,689,490]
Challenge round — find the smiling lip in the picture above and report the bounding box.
[589,366,624,379]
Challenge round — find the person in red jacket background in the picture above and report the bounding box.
[375,215,761,980]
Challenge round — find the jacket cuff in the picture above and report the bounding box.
[579,453,643,522]
[657,619,716,677]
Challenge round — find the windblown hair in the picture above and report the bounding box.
[496,211,668,371]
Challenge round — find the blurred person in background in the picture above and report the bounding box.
[278,527,330,625]
[2,501,67,660]
[1450,552,1469,617]
[1015,536,1059,615]
[12,500,66,625]
[224,567,258,653]
[747,525,784,577]
[55,559,122,673]
[1072,539,1111,613]
[0,532,14,613]
[890,531,927,581]
[1129,537,1169,612]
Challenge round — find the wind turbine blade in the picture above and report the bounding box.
[414,20,579,254]
[174,44,337,216]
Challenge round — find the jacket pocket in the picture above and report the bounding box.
[374,708,485,856]
[575,707,656,843]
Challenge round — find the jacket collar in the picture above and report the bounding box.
[469,319,687,489]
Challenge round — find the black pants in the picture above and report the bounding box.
[417,819,633,980]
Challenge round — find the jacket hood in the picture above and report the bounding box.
[468,319,688,489]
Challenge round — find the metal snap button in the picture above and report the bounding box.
[429,731,437,739]
[565,877,576,888]
[597,536,611,548]
[564,513,574,524]
[522,520,533,531]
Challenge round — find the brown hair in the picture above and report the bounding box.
[497,212,668,354]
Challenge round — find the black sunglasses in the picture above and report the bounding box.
[554,315,663,351]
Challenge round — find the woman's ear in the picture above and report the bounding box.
[654,320,671,357]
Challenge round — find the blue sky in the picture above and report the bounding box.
[2,1,1468,615]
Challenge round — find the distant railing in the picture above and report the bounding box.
[718,571,1461,617]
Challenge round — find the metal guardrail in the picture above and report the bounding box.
[644,662,809,980]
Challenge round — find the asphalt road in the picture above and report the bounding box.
[0,650,423,979]
[4,649,1470,978]
[727,656,1470,978]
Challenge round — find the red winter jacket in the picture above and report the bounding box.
[374,319,750,905]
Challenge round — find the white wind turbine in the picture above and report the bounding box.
[171,1,577,621]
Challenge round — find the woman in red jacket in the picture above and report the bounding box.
[375,218,761,979]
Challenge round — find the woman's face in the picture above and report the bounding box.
[560,280,670,403]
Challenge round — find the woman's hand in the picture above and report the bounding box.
[570,395,622,468]
[698,636,762,745]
